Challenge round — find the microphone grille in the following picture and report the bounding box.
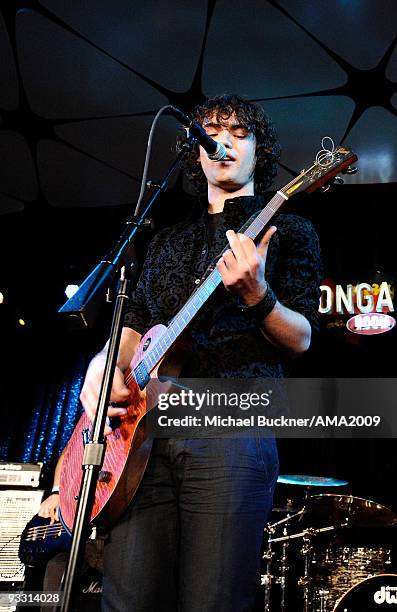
[208,143,228,161]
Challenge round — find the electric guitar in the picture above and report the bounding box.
[59,145,358,533]
[19,514,71,567]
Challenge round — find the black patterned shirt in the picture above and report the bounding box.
[123,195,322,378]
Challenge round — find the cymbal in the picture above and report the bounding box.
[277,474,348,487]
[304,494,397,528]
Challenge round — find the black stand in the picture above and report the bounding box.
[59,136,195,612]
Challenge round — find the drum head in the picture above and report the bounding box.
[333,574,397,611]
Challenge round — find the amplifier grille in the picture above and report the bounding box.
[0,489,43,582]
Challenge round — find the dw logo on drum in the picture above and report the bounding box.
[374,585,397,605]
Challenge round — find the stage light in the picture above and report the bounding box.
[0,292,4,304]
[65,284,79,299]
[18,318,26,326]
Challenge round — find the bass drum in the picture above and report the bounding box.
[333,574,397,611]
[309,543,392,610]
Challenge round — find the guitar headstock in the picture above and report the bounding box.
[280,145,358,198]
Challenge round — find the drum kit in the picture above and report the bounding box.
[262,475,397,611]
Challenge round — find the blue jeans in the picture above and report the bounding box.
[102,436,279,612]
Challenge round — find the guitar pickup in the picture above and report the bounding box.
[134,361,151,390]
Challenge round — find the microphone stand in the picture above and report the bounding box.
[59,135,196,612]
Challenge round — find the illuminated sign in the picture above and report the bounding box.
[346,313,396,335]
[319,280,395,335]
[319,281,394,315]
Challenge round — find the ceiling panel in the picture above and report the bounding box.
[203,0,346,98]
[262,96,355,186]
[0,131,38,200]
[37,139,139,207]
[338,107,397,184]
[16,9,167,119]
[55,115,181,186]
[279,0,397,70]
[0,0,394,216]
[0,13,19,110]
[39,0,207,92]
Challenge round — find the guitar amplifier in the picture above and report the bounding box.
[0,489,44,583]
[0,462,42,488]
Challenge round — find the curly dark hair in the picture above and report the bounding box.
[181,94,281,194]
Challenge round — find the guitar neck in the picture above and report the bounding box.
[137,143,358,377]
[142,190,288,373]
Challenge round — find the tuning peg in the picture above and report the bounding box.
[334,176,344,185]
[342,165,358,175]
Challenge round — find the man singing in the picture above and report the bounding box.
[80,94,321,611]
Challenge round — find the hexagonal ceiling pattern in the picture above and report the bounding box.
[0,0,395,214]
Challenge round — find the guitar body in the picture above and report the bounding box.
[59,324,179,533]
[19,514,71,567]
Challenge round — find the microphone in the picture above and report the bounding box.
[168,105,228,161]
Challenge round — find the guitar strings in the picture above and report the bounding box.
[122,185,302,389]
[315,136,336,167]
[25,524,65,539]
[121,150,335,392]
[25,524,63,535]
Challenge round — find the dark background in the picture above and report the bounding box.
[0,1,396,519]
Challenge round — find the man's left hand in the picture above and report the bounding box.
[216,226,277,306]
[38,493,60,525]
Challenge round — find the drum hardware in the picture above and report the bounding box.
[270,526,347,612]
[297,494,396,610]
[265,480,396,611]
[262,523,275,612]
[262,525,291,612]
[297,528,341,612]
[264,525,292,612]
[317,589,330,612]
[270,508,305,529]
[269,525,340,545]
[263,474,348,612]
[263,508,306,610]
[298,539,311,612]
[277,529,289,611]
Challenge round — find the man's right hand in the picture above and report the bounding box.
[80,354,131,436]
